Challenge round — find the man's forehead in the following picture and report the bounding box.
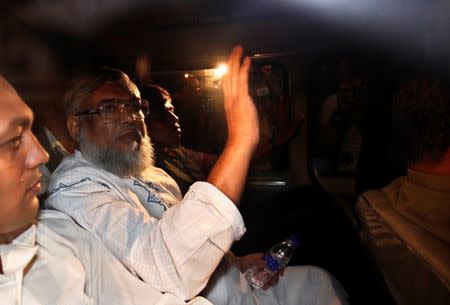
[0,76,17,94]
[87,82,137,105]
[0,77,29,110]
[0,82,33,137]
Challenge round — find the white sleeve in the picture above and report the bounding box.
[45,173,245,300]
[38,211,212,305]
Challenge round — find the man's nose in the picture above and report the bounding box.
[27,132,50,168]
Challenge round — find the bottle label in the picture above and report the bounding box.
[263,253,281,271]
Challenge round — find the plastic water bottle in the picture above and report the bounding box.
[243,235,300,290]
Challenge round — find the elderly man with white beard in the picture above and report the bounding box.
[0,74,214,305]
[45,46,256,300]
[45,46,347,305]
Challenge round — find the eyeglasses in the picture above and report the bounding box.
[75,98,149,124]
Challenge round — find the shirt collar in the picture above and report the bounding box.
[407,168,450,192]
[0,225,38,275]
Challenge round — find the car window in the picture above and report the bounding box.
[152,60,292,173]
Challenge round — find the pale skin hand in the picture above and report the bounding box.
[207,46,260,204]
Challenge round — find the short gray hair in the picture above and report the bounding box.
[64,67,141,117]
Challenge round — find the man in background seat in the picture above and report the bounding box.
[383,78,450,244]
[356,77,450,305]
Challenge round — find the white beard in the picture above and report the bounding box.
[79,128,155,177]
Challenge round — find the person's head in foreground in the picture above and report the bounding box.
[0,76,49,243]
[393,77,450,174]
[65,67,154,177]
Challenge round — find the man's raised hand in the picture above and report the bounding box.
[207,45,260,204]
[222,45,259,149]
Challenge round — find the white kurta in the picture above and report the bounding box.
[45,151,347,305]
[202,253,347,305]
[45,150,245,301]
[0,210,211,305]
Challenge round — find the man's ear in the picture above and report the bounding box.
[66,116,81,142]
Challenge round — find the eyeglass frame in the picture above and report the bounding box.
[74,98,150,124]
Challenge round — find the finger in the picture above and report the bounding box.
[229,45,243,98]
[272,273,280,285]
[226,46,238,93]
[223,45,241,110]
[223,46,240,111]
[262,273,279,290]
[238,56,251,95]
[222,71,231,103]
[223,48,237,99]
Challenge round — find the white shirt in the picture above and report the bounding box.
[0,210,211,305]
[45,151,348,305]
[45,150,245,301]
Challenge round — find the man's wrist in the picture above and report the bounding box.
[225,138,258,156]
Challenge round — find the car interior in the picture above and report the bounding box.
[1,1,449,304]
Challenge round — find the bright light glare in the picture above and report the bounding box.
[184,73,189,78]
[213,63,228,79]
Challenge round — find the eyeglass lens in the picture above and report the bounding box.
[99,99,148,123]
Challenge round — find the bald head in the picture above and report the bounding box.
[0,75,19,95]
[0,74,49,238]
